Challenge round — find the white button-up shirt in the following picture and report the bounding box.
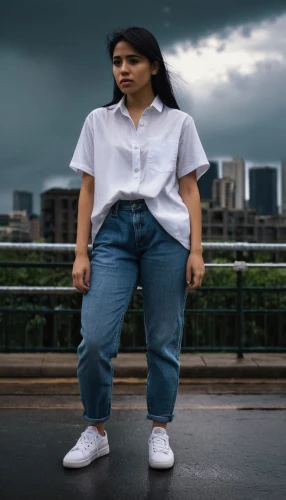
[69,94,210,250]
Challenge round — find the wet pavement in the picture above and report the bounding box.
[0,382,286,500]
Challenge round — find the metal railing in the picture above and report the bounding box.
[0,242,286,357]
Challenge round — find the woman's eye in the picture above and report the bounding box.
[113,60,138,65]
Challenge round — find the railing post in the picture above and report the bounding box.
[234,252,247,359]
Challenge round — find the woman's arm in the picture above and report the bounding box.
[179,169,205,290]
[178,169,203,255]
[75,172,94,256]
[73,172,94,293]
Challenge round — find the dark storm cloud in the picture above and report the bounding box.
[2,0,286,59]
[0,0,286,213]
[197,61,286,161]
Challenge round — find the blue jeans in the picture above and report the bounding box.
[77,199,190,423]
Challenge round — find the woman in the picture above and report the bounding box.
[63,26,210,470]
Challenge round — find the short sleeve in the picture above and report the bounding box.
[69,113,94,176]
[177,116,210,180]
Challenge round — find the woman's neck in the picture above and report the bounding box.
[125,89,156,112]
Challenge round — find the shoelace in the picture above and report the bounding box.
[72,431,97,451]
[150,435,169,454]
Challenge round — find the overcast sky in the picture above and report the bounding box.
[1,0,286,214]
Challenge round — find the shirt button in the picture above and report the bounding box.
[140,122,144,126]
[134,168,139,172]
[134,146,138,149]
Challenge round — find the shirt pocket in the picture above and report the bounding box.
[147,138,178,172]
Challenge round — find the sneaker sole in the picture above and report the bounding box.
[63,444,110,469]
[149,457,174,469]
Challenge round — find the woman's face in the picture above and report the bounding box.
[112,40,159,94]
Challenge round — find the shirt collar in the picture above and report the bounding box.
[109,94,164,114]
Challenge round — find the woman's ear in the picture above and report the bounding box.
[152,61,160,75]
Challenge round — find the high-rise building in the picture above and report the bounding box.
[201,207,286,246]
[222,158,245,209]
[0,210,30,242]
[281,159,286,215]
[40,188,80,243]
[197,161,218,200]
[13,191,33,217]
[212,177,235,209]
[249,166,278,215]
[29,214,40,241]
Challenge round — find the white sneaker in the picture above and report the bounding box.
[148,427,174,469]
[63,426,109,468]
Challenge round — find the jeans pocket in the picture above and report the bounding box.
[92,209,113,250]
[102,209,113,225]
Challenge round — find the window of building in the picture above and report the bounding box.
[44,199,55,211]
[235,214,244,224]
[211,212,223,223]
[72,199,78,211]
[202,210,208,223]
[212,227,223,235]
[62,199,68,210]
[266,228,276,239]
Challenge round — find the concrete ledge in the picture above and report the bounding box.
[0,354,45,377]
[0,353,285,378]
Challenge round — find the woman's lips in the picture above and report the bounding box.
[121,80,133,85]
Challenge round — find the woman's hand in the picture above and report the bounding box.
[72,253,91,294]
[186,251,205,290]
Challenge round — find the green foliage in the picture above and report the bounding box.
[0,248,285,350]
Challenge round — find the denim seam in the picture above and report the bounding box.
[106,211,113,222]
[146,352,152,413]
[175,290,188,359]
[106,361,114,418]
[169,320,181,415]
[112,200,120,217]
[170,289,188,416]
[106,277,138,416]
[142,288,149,349]
[110,274,139,359]
[143,294,152,413]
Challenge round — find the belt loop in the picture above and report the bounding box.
[112,200,120,216]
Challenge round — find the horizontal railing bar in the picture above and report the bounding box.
[0,285,286,294]
[197,285,286,292]
[1,242,286,252]
[0,286,285,292]
[0,287,81,294]
[0,308,285,314]
[0,262,286,269]
[0,262,72,268]
[0,308,81,313]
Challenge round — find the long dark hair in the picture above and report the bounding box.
[101,26,181,110]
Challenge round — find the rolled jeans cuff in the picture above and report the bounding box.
[82,411,111,424]
[146,413,174,423]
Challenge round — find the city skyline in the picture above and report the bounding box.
[7,161,283,217]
